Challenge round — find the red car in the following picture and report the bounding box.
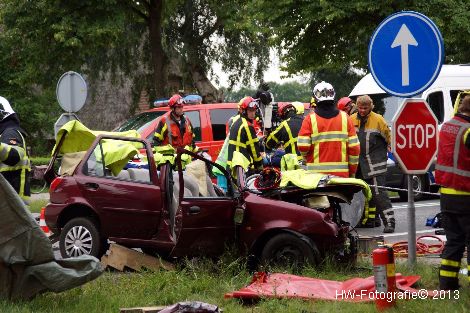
[44,133,363,267]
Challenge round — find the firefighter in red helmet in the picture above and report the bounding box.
[153,94,197,151]
[226,96,263,172]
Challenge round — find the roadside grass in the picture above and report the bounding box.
[1,252,469,313]
[29,199,48,214]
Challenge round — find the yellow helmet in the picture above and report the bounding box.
[310,97,317,108]
[291,101,304,115]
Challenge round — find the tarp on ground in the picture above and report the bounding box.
[0,174,103,300]
[225,272,424,302]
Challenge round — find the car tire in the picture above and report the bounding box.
[398,174,429,201]
[260,233,320,269]
[59,217,105,259]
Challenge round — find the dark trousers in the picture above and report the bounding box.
[364,175,394,223]
[439,212,470,290]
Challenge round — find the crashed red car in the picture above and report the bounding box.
[44,132,366,267]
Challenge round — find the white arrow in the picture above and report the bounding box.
[391,24,418,86]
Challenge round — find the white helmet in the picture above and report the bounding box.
[312,81,335,102]
[0,96,14,121]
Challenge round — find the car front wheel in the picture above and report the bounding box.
[260,233,319,269]
[59,217,104,258]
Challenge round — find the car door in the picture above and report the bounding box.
[75,136,163,240]
[170,153,238,257]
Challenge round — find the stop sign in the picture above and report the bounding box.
[392,99,438,174]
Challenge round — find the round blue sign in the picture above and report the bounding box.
[368,11,444,97]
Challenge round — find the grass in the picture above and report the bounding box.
[1,251,469,312]
[29,199,48,214]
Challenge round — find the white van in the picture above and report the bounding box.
[349,64,470,126]
[349,64,470,200]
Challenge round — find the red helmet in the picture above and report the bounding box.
[238,96,259,112]
[277,103,295,119]
[337,97,353,112]
[168,94,185,108]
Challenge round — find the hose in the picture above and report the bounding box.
[391,235,445,257]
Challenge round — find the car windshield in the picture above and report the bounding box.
[115,111,166,133]
[368,93,421,126]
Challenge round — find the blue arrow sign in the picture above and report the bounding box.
[368,11,444,97]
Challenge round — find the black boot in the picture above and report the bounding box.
[383,218,395,233]
[356,220,375,228]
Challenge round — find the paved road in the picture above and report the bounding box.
[354,197,442,244]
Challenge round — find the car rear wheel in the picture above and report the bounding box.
[260,233,319,269]
[59,217,104,258]
[398,174,429,201]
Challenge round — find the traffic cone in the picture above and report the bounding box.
[39,207,51,237]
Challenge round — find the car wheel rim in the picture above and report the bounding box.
[412,175,422,194]
[64,226,93,257]
[273,245,303,267]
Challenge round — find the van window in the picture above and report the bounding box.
[426,91,444,123]
[210,108,238,140]
[185,111,202,141]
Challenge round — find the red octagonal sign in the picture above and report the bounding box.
[392,99,438,174]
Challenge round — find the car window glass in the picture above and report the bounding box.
[426,91,444,123]
[184,111,201,141]
[84,138,152,183]
[210,108,238,140]
[115,111,165,133]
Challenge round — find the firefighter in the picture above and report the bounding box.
[298,81,360,178]
[153,94,197,152]
[337,97,356,115]
[265,102,303,156]
[0,96,31,204]
[436,94,470,291]
[226,96,263,173]
[351,95,394,233]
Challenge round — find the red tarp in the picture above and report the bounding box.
[225,272,425,302]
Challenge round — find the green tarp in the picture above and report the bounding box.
[0,174,103,300]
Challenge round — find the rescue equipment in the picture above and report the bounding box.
[254,167,281,190]
[372,244,396,310]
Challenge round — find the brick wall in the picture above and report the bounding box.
[137,90,150,112]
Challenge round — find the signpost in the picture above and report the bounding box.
[368,11,443,265]
[54,71,88,137]
[392,99,438,265]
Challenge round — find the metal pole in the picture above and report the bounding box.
[407,174,416,266]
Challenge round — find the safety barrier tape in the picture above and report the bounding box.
[368,184,440,197]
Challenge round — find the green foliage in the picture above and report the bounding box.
[224,81,311,103]
[252,0,470,74]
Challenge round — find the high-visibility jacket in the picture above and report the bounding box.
[227,115,262,170]
[436,114,470,194]
[265,115,303,155]
[351,111,390,179]
[298,111,359,178]
[153,111,195,149]
[0,127,31,204]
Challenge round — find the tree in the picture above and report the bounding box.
[252,0,470,75]
[0,0,271,149]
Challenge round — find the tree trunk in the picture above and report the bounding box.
[148,0,167,97]
[188,63,223,103]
